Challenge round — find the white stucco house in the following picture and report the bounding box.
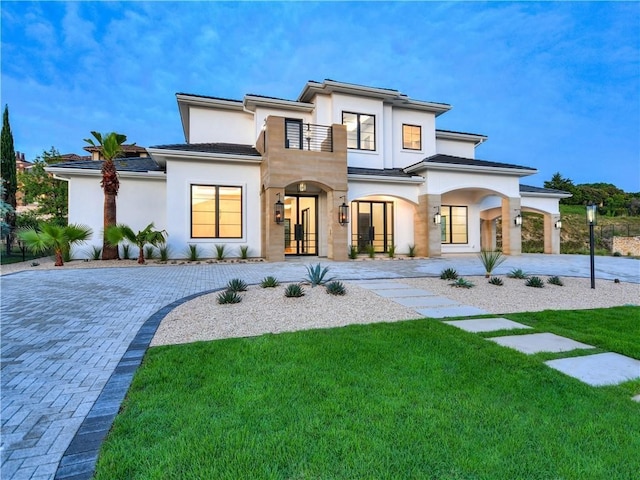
[49,79,569,261]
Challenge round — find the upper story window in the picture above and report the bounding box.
[402,124,421,150]
[342,112,375,151]
[191,184,242,238]
[285,118,303,149]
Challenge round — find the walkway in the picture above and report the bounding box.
[1,254,639,479]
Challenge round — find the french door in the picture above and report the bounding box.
[284,195,317,255]
[351,200,394,253]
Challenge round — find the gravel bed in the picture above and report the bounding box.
[151,276,639,347]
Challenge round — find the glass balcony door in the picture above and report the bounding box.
[284,195,317,255]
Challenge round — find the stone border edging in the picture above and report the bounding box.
[53,288,222,480]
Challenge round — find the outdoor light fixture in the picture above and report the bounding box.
[586,202,597,289]
[298,182,306,192]
[274,193,284,224]
[514,210,523,226]
[338,196,349,225]
[555,219,562,229]
[433,207,441,225]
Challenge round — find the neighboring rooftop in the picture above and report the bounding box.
[149,142,261,157]
[47,157,164,172]
[520,184,572,196]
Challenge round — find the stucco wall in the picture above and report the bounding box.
[189,107,254,144]
[436,138,476,158]
[392,108,437,168]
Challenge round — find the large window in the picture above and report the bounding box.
[343,112,375,150]
[402,124,421,150]
[191,185,242,238]
[441,206,468,244]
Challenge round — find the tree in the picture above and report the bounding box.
[17,147,68,223]
[0,183,14,239]
[83,131,128,260]
[1,105,17,253]
[105,223,167,264]
[18,222,92,266]
[544,172,576,204]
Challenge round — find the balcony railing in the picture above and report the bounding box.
[285,121,333,152]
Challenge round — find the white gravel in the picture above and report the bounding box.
[151,276,639,347]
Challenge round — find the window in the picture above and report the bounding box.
[440,206,468,244]
[285,118,302,149]
[342,112,375,150]
[402,124,421,150]
[191,185,242,238]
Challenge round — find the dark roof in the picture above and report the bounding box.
[149,143,261,156]
[245,93,300,103]
[49,157,164,173]
[323,78,400,94]
[420,154,536,171]
[348,167,416,178]
[176,92,242,103]
[520,184,571,195]
[436,129,486,138]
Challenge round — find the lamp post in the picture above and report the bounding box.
[586,203,597,289]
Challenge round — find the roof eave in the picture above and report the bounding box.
[436,130,487,145]
[347,173,424,184]
[243,95,314,113]
[406,161,537,177]
[147,148,262,165]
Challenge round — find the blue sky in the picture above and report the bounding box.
[2,1,639,192]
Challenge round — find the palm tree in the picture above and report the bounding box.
[18,223,92,266]
[105,223,167,264]
[83,131,128,260]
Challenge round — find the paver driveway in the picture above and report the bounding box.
[1,254,638,479]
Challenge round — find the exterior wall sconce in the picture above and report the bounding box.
[298,182,306,192]
[433,207,441,225]
[338,196,349,225]
[274,193,284,224]
[555,219,562,229]
[586,202,597,289]
[514,210,523,226]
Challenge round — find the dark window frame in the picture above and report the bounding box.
[440,205,468,245]
[402,124,422,150]
[342,111,376,151]
[190,184,243,239]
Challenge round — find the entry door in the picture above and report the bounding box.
[352,201,393,253]
[284,195,317,255]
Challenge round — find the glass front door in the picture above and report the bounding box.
[284,195,317,255]
[351,201,393,253]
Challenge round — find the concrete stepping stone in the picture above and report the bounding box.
[545,352,640,386]
[416,305,489,318]
[373,288,436,298]
[444,318,533,333]
[489,332,594,354]
[395,296,455,307]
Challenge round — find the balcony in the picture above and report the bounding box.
[285,120,333,152]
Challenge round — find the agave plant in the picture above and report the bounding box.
[226,278,248,292]
[217,290,242,304]
[239,245,249,259]
[488,276,504,286]
[440,268,458,280]
[525,276,545,288]
[260,276,280,288]
[214,244,227,260]
[478,249,506,278]
[325,281,347,296]
[305,263,334,287]
[547,275,564,286]
[450,277,475,289]
[407,244,416,258]
[284,284,305,297]
[507,268,529,279]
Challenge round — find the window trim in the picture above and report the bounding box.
[342,111,376,151]
[190,184,243,239]
[402,124,422,151]
[440,205,468,245]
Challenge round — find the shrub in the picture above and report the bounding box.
[478,249,506,277]
[440,268,458,280]
[349,245,358,259]
[186,244,200,261]
[239,245,249,259]
[305,263,334,287]
[366,244,375,258]
[145,245,155,260]
[325,281,346,296]
[407,244,416,258]
[488,276,504,286]
[507,268,528,279]
[226,278,248,292]
[217,290,242,304]
[214,244,227,260]
[450,278,474,289]
[159,244,170,261]
[122,244,132,260]
[260,276,280,288]
[387,244,396,258]
[284,284,305,298]
[547,276,564,286]
[525,276,545,288]
[613,251,622,257]
[90,246,102,260]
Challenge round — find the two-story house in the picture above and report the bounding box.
[49,79,569,261]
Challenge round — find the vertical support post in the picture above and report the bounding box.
[589,223,595,289]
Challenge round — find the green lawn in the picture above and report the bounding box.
[95,307,640,479]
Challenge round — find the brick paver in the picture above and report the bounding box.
[1,254,638,480]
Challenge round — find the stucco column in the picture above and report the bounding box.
[481,219,497,251]
[327,190,349,261]
[262,187,285,262]
[501,197,522,255]
[544,213,561,254]
[415,194,442,257]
